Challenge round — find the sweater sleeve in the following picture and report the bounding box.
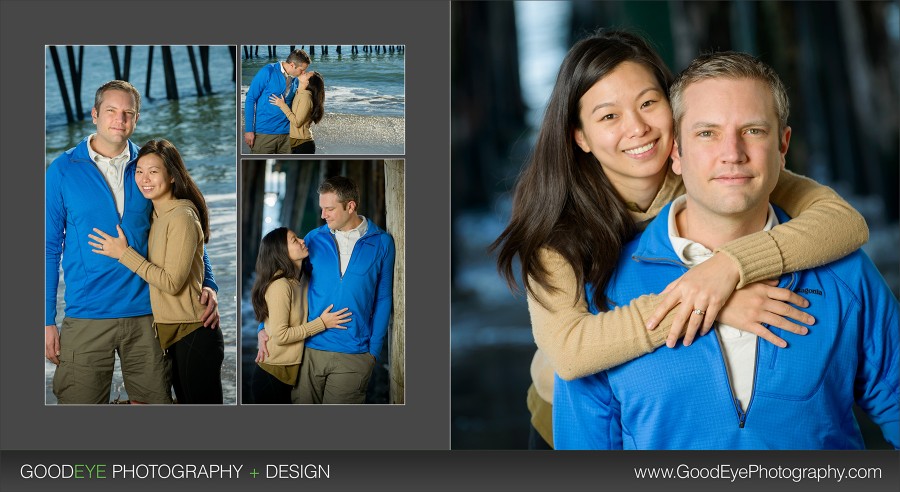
[280,91,311,129]
[716,169,869,288]
[264,280,327,345]
[530,248,675,380]
[119,210,201,295]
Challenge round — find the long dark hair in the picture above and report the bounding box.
[137,139,210,243]
[491,29,673,312]
[251,227,304,321]
[307,72,325,124]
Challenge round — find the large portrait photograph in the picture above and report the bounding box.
[451,1,899,450]
[45,45,238,405]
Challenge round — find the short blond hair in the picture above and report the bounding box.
[670,52,789,144]
[93,80,141,113]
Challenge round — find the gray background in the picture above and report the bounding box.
[1,0,448,451]
[2,1,898,491]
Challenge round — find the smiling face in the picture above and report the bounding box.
[286,229,309,263]
[671,77,790,219]
[135,153,174,203]
[573,61,673,198]
[91,89,139,157]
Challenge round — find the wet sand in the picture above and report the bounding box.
[241,112,405,155]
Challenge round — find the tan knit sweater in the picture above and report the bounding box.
[120,199,205,324]
[530,168,870,402]
[278,89,314,146]
[261,276,326,366]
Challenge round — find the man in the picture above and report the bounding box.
[243,49,310,154]
[554,53,899,449]
[45,80,220,404]
[258,176,395,404]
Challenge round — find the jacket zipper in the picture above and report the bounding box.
[330,227,378,281]
[330,234,342,280]
[636,252,765,429]
[634,246,802,431]
[707,329,756,429]
[737,340,760,429]
[83,156,124,222]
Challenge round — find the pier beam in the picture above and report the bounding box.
[49,46,75,123]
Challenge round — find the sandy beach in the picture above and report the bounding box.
[241,111,405,155]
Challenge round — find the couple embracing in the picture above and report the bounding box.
[251,176,395,404]
[244,48,326,155]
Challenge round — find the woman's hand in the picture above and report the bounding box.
[255,329,270,363]
[268,94,287,109]
[319,304,351,329]
[718,280,813,347]
[88,225,129,260]
[646,253,741,347]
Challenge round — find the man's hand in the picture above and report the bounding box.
[45,325,60,365]
[255,329,270,363]
[199,287,220,329]
[243,131,255,148]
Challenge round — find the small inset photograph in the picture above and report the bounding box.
[240,45,405,155]
[45,45,238,405]
[240,159,405,404]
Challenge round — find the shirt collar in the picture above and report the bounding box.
[667,195,779,265]
[86,134,130,163]
[330,215,368,237]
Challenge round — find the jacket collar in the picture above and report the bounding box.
[317,219,384,239]
[633,200,793,266]
[71,136,140,167]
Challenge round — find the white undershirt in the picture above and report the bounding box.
[86,134,130,217]
[331,216,368,275]
[667,195,778,412]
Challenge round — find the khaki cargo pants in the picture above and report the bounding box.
[251,133,290,154]
[292,347,376,404]
[52,316,172,404]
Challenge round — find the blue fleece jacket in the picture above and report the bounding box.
[303,222,395,360]
[45,137,217,326]
[554,204,899,450]
[244,62,297,136]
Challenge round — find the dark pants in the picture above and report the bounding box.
[251,366,292,404]
[528,424,553,450]
[291,140,316,154]
[169,327,224,404]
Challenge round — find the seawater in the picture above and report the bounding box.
[240,45,405,118]
[45,45,238,404]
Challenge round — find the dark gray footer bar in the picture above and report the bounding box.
[2,450,898,492]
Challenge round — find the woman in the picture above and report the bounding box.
[490,30,869,448]
[270,71,325,154]
[250,227,351,404]
[90,139,225,404]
